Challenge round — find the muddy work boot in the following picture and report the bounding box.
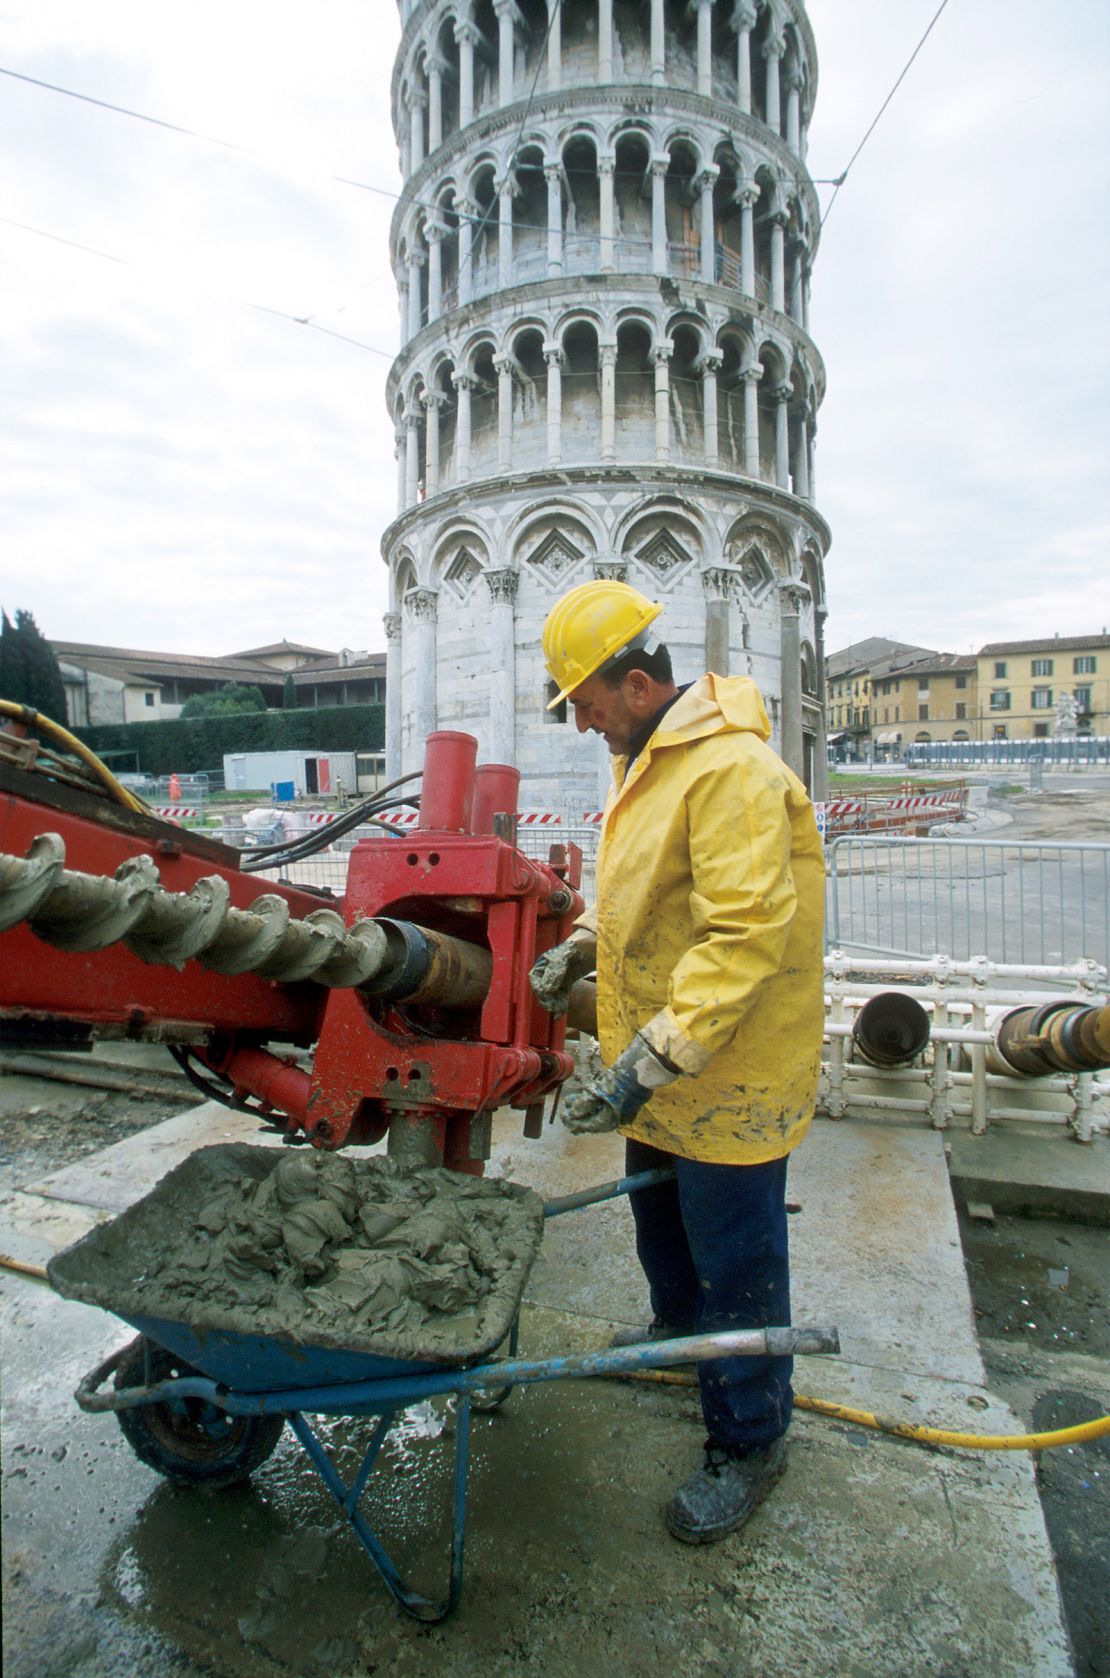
[609,1315,693,1349]
[666,1438,787,1544]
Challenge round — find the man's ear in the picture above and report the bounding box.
[624,668,656,713]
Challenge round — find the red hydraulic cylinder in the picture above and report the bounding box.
[221,1045,310,1122]
[419,732,478,832]
[470,763,521,835]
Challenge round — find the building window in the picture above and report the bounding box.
[992,724,1007,739]
[918,703,929,721]
[917,678,929,692]
[994,661,1007,678]
[1031,688,1053,709]
[894,705,900,722]
[955,702,967,720]
[1074,655,1096,674]
[1033,723,1049,738]
[990,690,1010,711]
[1031,658,1054,677]
[955,674,967,690]
[144,692,156,707]
[1074,686,1092,712]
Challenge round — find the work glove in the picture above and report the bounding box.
[561,1033,681,1134]
[529,931,597,1016]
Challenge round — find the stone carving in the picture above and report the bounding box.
[735,546,773,597]
[634,529,691,580]
[485,568,519,603]
[405,587,438,621]
[383,611,402,641]
[444,548,484,598]
[526,528,586,581]
[593,559,628,582]
[702,567,740,601]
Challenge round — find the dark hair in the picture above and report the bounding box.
[598,641,674,688]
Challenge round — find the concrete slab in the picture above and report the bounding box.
[947,1123,1110,1226]
[0,1106,1076,1677]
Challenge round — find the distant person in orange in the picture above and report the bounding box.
[168,773,181,801]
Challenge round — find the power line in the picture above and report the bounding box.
[0,216,395,358]
[820,0,952,227]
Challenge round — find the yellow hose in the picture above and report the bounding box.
[0,700,148,813]
[616,1368,1110,1452]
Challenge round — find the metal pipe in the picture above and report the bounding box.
[470,763,520,835]
[360,918,493,1007]
[419,731,478,832]
[987,1001,1110,1077]
[850,991,931,1068]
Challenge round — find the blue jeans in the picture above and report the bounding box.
[625,1137,794,1454]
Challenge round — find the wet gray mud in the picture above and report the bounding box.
[49,1144,544,1362]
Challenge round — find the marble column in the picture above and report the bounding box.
[404,410,421,505]
[598,0,613,80]
[544,343,564,465]
[600,343,617,462]
[741,364,761,476]
[650,0,665,84]
[652,342,673,463]
[394,430,406,513]
[452,371,476,482]
[545,163,564,275]
[495,0,515,105]
[778,583,806,775]
[696,0,713,96]
[599,155,616,270]
[422,390,446,494]
[789,237,805,323]
[494,352,515,472]
[384,611,403,780]
[457,198,475,303]
[696,350,723,467]
[698,165,719,281]
[791,403,810,499]
[425,221,445,321]
[407,588,439,753]
[408,85,426,173]
[498,175,516,289]
[427,55,445,151]
[407,246,425,339]
[547,0,562,89]
[456,21,477,125]
[785,61,802,154]
[770,211,786,311]
[738,186,757,296]
[485,568,519,765]
[763,35,783,133]
[702,568,734,675]
[733,1,756,113]
[814,604,830,799]
[650,155,669,274]
[773,382,791,489]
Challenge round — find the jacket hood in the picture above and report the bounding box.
[654,673,771,746]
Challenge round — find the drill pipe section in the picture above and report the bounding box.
[986,1000,1110,1077]
[0,834,392,991]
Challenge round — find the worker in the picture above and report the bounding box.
[530,579,824,1544]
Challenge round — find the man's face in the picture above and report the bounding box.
[567,673,641,755]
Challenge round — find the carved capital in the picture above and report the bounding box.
[784,60,804,92]
[740,362,763,384]
[405,587,439,621]
[407,245,427,268]
[543,162,565,185]
[485,568,519,603]
[762,31,786,62]
[650,154,671,179]
[773,381,793,405]
[694,166,720,194]
[424,220,447,244]
[593,559,628,582]
[421,390,448,413]
[403,409,423,431]
[702,566,739,601]
[735,183,759,208]
[779,581,810,614]
[425,53,449,80]
[599,342,618,369]
[732,1,758,31]
[694,350,724,376]
[407,84,428,110]
[384,611,402,641]
[495,172,521,200]
[452,370,480,392]
[598,154,616,177]
[492,352,517,378]
[454,19,481,46]
[651,341,674,367]
[543,343,566,368]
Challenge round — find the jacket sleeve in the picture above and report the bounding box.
[639,752,799,1072]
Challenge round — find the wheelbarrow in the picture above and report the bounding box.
[49,1151,839,1623]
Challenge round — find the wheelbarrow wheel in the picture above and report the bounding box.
[113,1336,285,1488]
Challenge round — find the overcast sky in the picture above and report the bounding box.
[1,0,1107,662]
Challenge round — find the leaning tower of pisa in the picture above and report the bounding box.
[382,0,829,807]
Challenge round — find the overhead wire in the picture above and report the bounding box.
[819,0,952,227]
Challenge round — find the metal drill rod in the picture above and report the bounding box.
[0,834,390,987]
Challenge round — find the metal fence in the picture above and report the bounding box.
[826,837,1110,969]
[903,736,1110,767]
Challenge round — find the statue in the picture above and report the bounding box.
[1053,690,1079,737]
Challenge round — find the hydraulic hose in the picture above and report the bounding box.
[616,1367,1110,1452]
[0,700,148,813]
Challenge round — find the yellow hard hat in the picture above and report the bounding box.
[542,580,663,709]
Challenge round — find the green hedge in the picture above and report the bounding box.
[76,703,385,776]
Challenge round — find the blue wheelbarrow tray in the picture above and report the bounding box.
[47,1142,546,1390]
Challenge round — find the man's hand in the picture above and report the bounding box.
[529,932,597,1016]
[561,1032,681,1134]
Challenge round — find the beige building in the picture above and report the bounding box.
[871,653,977,756]
[976,635,1110,741]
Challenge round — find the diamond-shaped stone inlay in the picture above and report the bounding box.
[526,529,585,582]
[634,529,691,580]
[444,546,483,599]
[737,546,774,598]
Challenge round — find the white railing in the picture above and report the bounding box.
[820,951,1108,1140]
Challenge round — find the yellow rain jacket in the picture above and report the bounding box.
[583,673,825,1165]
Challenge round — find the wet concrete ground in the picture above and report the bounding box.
[2,1094,1090,1678]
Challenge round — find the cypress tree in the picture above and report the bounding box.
[1,610,68,722]
[282,672,298,708]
